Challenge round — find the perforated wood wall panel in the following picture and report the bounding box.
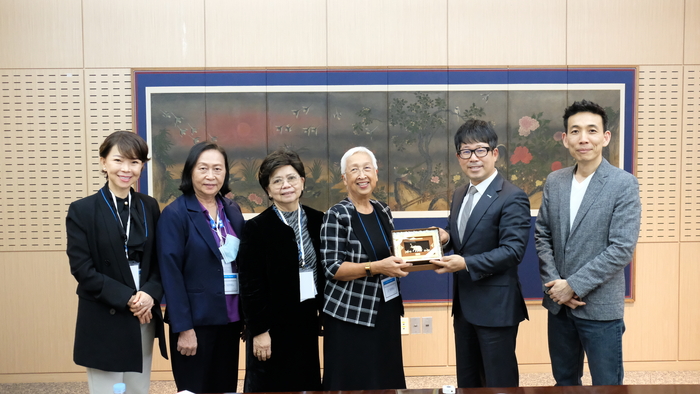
[85,69,133,193]
[681,66,700,240]
[0,70,86,251]
[636,66,682,241]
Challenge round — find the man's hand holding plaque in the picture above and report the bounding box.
[430,255,467,274]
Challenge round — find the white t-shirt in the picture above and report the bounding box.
[570,172,595,230]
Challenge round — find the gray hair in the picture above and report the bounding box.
[340,146,378,175]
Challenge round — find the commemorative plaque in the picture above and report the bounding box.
[391,228,443,272]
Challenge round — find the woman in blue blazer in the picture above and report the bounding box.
[66,131,167,394]
[157,142,245,393]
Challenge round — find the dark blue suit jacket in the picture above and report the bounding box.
[445,173,530,327]
[157,193,245,333]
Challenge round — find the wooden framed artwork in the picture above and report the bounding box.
[392,228,442,272]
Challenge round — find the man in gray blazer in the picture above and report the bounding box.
[535,100,641,386]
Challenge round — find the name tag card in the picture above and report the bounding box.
[299,269,316,302]
[381,277,399,301]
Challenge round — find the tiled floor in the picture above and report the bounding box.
[407,371,700,387]
[2,371,700,393]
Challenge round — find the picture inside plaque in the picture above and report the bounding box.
[392,228,443,263]
[403,238,432,255]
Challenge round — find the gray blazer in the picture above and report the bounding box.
[535,158,641,321]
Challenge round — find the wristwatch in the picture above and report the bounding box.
[365,262,372,277]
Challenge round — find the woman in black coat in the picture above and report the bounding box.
[238,148,325,392]
[66,131,167,394]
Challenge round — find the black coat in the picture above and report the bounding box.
[238,205,325,392]
[66,184,167,372]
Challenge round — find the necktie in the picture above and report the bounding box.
[458,186,478,240]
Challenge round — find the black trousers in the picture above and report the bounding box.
[169,321,242,393]
[454,306,520,388]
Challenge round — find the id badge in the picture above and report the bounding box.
[129,260,140,291]
[299,269,316,302]
[222,259,239,295]
[219,234,240,263]
[224,272,239,295]
[381,276,399,301]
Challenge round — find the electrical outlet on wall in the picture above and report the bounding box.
[400,317,409,335]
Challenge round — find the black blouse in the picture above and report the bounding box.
[113,194,146,262]
[357,210,391,261]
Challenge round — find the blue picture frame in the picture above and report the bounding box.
[133,67,637,303]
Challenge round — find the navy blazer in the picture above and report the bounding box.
[66,183,167,372]
[157,193,245,333]
[445,173,531,327]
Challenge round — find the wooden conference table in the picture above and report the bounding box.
[211,386,700,394]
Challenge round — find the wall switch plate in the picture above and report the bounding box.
[410,317,421,334]
[400,317,409,335]
[422,317,433,334]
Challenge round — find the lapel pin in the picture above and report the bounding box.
[487,194,492,198]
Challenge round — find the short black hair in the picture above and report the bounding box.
[563,100,608,131]
[179,141,231,196]
[453,119,498,151]
[99,131,150,178]
[258,148,306,197]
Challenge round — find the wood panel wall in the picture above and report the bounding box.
[1,0,699,383]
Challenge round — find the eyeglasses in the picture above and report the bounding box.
[347,166,375,175]
[270,174,301,188]
[457,147,492,159]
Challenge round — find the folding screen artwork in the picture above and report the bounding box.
[133,68,637,302]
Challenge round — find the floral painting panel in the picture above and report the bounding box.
[506,90,570,208]
[446,90,508,199]
[387,91,449,211]
[267,92,330,212]
[328,91,390,205]
[141,69,632,215]
[205,92,268,213]
[150,92,207,208]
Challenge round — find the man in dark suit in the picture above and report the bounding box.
[433,119,531,388]
[535,100,641,386]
